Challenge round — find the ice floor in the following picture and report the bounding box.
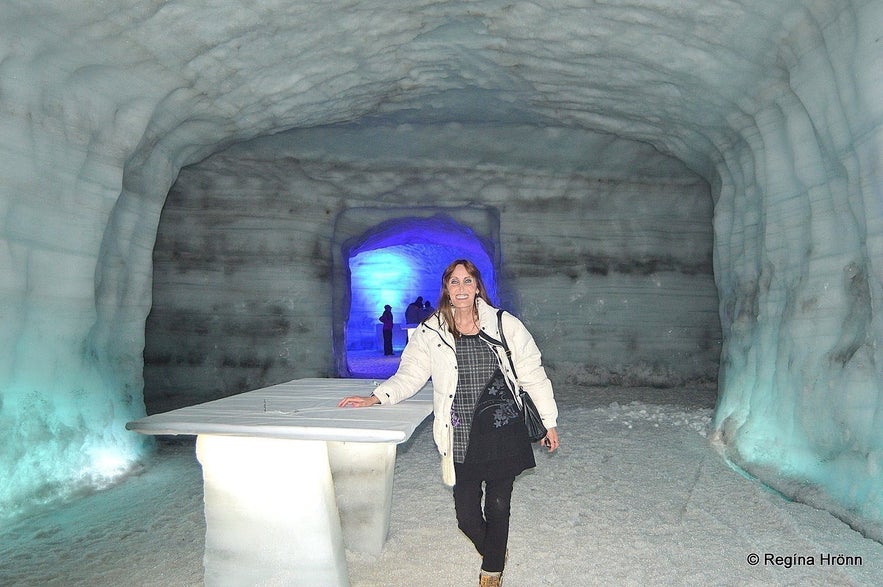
[348,349,404,379]
[1,383,881,586]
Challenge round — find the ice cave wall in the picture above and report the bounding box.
[144,126,719,412]
[0,0,879,540]
[710,4,883,538]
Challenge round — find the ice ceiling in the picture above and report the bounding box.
[0,1,881,539]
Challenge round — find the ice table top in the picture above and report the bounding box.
[126,378,433,443]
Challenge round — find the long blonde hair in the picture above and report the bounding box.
[437,259,492,337]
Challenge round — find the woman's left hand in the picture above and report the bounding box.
[540,427,559,452]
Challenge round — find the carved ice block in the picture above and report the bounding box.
[197,435,350,586]
[126,378,432,586]
[328,441,396,555]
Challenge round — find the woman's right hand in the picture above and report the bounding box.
[337,394,380,408]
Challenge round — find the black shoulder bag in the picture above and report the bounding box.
[496,310,547,443]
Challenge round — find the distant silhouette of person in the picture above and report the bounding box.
[405,296,424,324]
[379,304,394,356]
[422,300,435,320]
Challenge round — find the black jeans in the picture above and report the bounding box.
[453,475,515,573]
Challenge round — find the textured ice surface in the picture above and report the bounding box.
[0,0,880,540]
[148,146,718,397]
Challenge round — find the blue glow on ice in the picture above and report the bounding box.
[346,222,496,353]
[87,448,133,485]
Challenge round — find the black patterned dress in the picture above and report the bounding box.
[451,334,535,481]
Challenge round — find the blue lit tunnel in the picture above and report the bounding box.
[344,217,497,365]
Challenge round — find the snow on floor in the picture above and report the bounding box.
[1,385,881,586]
[348,349,402,379]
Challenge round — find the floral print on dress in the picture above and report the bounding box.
[484,376,519,428]
[473,370,519,431]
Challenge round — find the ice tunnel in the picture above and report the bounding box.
[0,0,881,541]
[341,214,498,361]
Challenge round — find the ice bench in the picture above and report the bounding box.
[126,378,432,587]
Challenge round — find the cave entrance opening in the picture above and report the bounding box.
[332,209,501,379]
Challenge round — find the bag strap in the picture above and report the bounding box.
[496,309,520,381]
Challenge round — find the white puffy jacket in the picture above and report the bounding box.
[373,298,558,486]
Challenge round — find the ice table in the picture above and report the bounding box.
[126,378,432,587]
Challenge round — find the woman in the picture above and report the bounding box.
[339,259,559,587]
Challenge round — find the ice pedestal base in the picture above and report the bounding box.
[197,435,396,586]
[328,441,396,555]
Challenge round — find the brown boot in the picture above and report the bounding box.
[479,570,503,587]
